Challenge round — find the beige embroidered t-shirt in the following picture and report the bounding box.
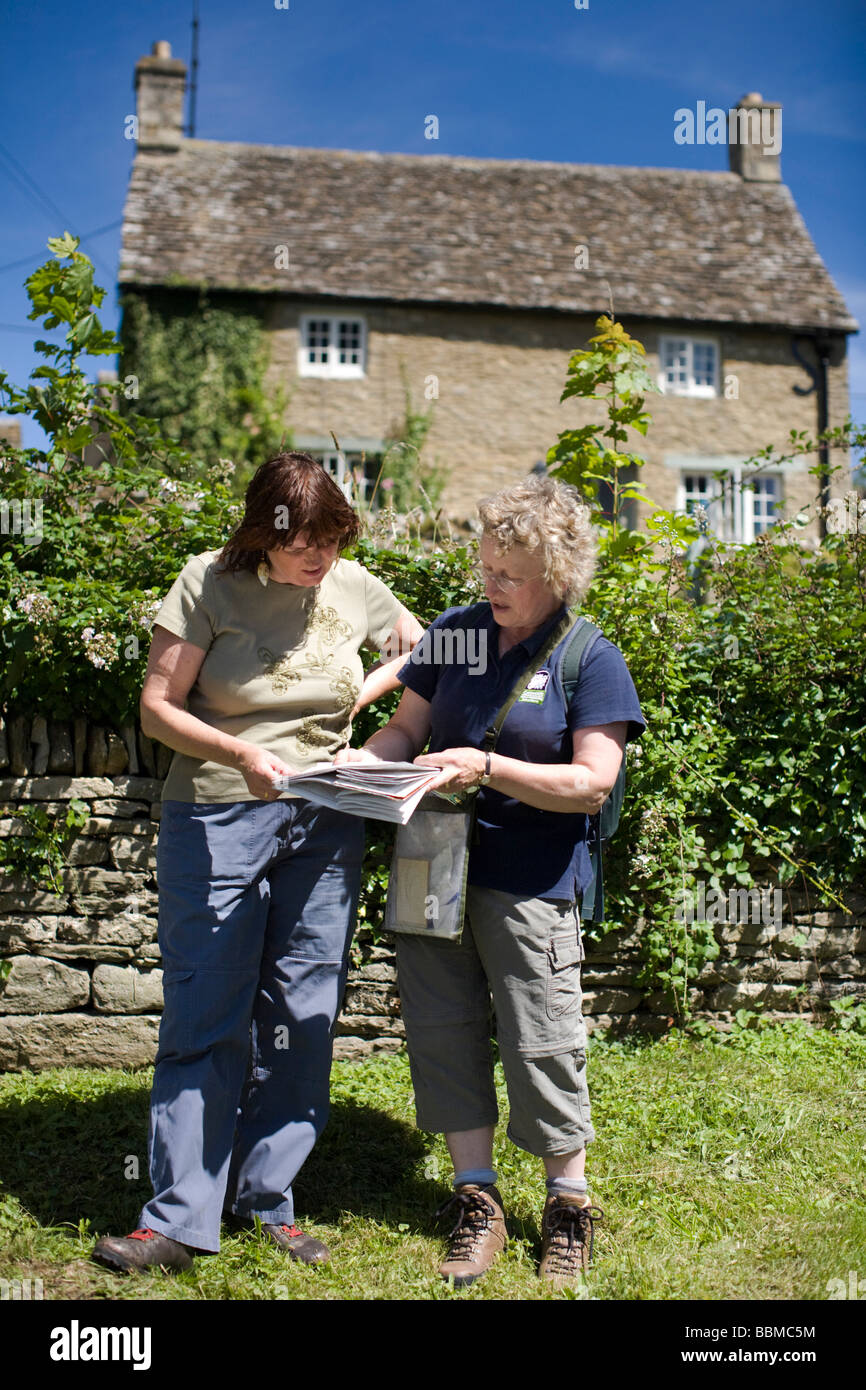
[153,550,406,802]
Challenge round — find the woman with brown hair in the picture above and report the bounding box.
[93,452,422,1275]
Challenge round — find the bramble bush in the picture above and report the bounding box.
[547,316,866,1006]
[1,243,864,1008]
[0,236,243,723]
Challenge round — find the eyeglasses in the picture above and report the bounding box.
[472,561,545,595]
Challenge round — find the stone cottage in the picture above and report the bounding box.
[118,41,857,537]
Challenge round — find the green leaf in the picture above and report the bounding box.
[67,313,96,348]
[46,232,80,258]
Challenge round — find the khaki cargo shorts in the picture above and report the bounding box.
[394,884,595,1157]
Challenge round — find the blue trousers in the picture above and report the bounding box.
[139,798,364,1252]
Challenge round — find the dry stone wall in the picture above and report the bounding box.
[0,716,863,1071]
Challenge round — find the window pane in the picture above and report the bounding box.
[683,473,711,507]
[312,450,379,505]
[750,476,781,534]
[338,320,362,365]
[683,472,732,537]
[663,339,688,388]
[692,342,716,387]
[305,320,330,364]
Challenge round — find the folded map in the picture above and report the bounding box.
[270,760,446,824]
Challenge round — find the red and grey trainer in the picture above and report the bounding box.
[92,1226,194,1274]
[261,1222,331,1264]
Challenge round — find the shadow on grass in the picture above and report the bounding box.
[0,1084,439,1239]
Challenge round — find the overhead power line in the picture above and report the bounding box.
[0,141,115,281]
[0,218,124,277]
[0,141,70,229]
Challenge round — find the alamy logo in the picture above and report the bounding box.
[826,1270,866,1299]
[384,627,488,676]
[49,1320,152,1371]
[0,497,43,545]
[0,1276,43,1299]
[674,101,781,156]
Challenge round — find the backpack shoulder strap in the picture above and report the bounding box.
[558,615,619,925]
[560,614,604,705]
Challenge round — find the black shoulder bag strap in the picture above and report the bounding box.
[441,609,578,814]
[482,610,578,756]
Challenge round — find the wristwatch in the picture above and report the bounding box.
[478,751,492,786]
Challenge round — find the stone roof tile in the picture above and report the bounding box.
[118,141,857,333]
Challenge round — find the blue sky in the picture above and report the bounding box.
[2,0,864,453]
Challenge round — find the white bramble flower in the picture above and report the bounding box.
[16,591,56,624]
[81,626,120,669]
[157,477,180,496]
[128,593,162,631]
[13,591,57,655]
[209,457,237,486]
[639,805,667,849]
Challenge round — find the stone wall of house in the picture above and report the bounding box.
[264,300,852,526]
[0,419,22,447]
[1,716,863,1071]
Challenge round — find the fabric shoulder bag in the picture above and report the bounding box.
[384,610,577,941]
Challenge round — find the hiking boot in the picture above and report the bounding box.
[262,1222,331,1264]
[539,1193,604,1287]
[435,1183,507,1287]
[92,1227,194,1275]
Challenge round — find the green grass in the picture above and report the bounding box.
[0,1022,863,1301]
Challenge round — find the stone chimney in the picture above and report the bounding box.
[134,40,187,151]
[728,92,782,182]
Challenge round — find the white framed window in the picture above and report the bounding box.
[679,467,781,542]
[748,475,782,536]
[659,336,719,397]
[314,450,380,506]
[298,315,366,378]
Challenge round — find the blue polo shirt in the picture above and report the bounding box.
[397,602,646,901]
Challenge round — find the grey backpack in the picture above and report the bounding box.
[560,617,626,923]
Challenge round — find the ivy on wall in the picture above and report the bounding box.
[119,288,289,491]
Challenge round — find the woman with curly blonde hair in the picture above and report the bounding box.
[340,473,645,1288]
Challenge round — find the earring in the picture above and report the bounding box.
[256,552,269,587]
